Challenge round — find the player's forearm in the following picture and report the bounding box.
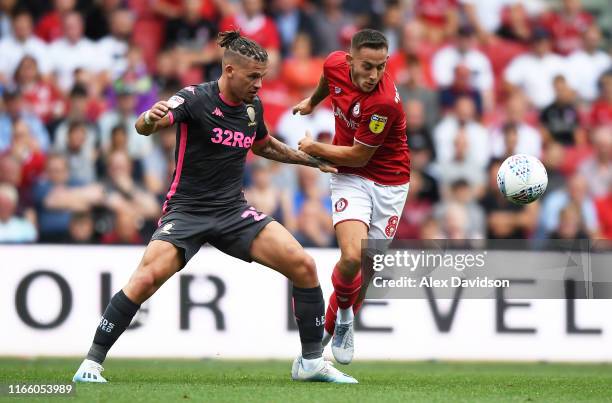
[254,137,326,168]
[135,111,160,135]
[306,142,365,168]
[309,75,329,108]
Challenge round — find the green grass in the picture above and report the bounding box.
[1,358,611,403]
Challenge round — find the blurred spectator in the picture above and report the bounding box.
[143,126,175,196]
[281,33,324,98]
[99,86,152,159]
[565,25,611,102]
[479,159,539,238]
[14,55,66,126]
[405,99,435,156]
[433,96,489,169]
[539,0,593,56]
[504,27,566,109]
[294,166,333,247]
[589,71,612,127]
[461,0,521,43]
[165,0,217,50]
[497,1,532,44]
[256,51,293,131]
[0,0,15,39]
[84,0,122,40]
[437,201,471,239]
[62,121,96,184]
[67,210,95,243]
[578,126,612,198]
[434,179,486,238]
[102,150,159,222]
[395,170,435,239]
[387,22,436,91]
[539,173,599,239]
[4,119,46,191]
[541,142,567,194]
[101,209,144,244]
[539,75,582,146]
[0,183,37,242]
[0,88,50,152]
[396,53,438,130]
[48,11,107,92]
[219,0,281,61]
[432,26,494,109]
[547,203,589,239]
[438,64,483,117]
[491,93,542,158]
[33,153,105,242]
[312,0,353,55]
[431,129,486,197]
[35,0,76,43]
[595,184,612,239]
[244,159,296,232]
[380,0,403,54]
[53,85,98,156]
[272,0,320,58]
[153,49,182,93]
[414,0,459,44]
[0,10,51,85]
[97,8,134,81]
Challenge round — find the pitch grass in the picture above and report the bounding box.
[1,358,611,403]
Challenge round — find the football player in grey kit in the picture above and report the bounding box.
[72,31,357,384]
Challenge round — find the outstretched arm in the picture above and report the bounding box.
[135,101,174,135]
[292,75,329,115]
[251,135,337,173]
[298,133,377,168]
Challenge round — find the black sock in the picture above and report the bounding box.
[292,285,324,360]
[86,290,140,364]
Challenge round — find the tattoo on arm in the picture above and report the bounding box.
[310,75,329,108]
[255,137,328,168]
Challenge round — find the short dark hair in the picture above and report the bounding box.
[351,29,388,51]
[217,30,268,63]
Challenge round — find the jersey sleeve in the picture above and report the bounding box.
[167,86,198,124]
[354,100,399,147]
[254,100,268,142]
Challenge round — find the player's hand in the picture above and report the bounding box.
[292,97,314,116]
[298,131,315,154]
[148,101,171,121]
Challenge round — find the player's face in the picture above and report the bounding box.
[229,59,268,103]
[347,47,389,93]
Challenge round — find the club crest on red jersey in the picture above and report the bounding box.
[335,198,348,212]
[352,102,361,117]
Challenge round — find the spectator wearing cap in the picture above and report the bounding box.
[565,25,611,102]
[431,25,494,110]
[504,27,566,109]
[490,93,542,158]
[0,88,50,152]
[539,0,594,56]
[590,71,612,127]
[539,75,583,147]
[0,10,51,85]
[0,183,37,243]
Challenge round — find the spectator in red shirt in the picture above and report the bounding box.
[590,71,612,127]
[14,55,66,126]
[281,33,324,99]
[414,0,459,44]
[540,0,593,55]
[4,119,46,192]
[219,0,281,61]
[35,0,76,43]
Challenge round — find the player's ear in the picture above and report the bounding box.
[225,64,234,78]
[345,52,353,66]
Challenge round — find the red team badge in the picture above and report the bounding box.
[335,198,348,212]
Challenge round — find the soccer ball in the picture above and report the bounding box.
[497,154,548,205]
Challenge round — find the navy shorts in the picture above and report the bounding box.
[151,202,274,266]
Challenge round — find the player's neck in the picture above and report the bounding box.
[218,77,243,105]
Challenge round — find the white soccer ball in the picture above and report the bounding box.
[497,154,548,205]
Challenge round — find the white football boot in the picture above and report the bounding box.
[72,359,107,383]
[331,321,354,365]
[291,356,358,384]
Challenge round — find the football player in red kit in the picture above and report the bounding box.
[294,29,410,364]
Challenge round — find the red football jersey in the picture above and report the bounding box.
[540,11,593,55]
[323,51,410,185]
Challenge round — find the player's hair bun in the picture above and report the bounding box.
[218,30,242,48]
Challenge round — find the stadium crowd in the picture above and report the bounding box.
[0,0,610,245]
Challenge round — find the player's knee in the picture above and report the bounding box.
[291,253,318,287]
[339,250,361,274]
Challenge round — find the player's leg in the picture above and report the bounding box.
[73,239,184,382]
[324,174,372,364]
[248,221,357,383]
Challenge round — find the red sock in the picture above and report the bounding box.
[324,292,365,335]
[332,266,362,309]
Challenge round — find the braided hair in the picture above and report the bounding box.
[218,30,268,63]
